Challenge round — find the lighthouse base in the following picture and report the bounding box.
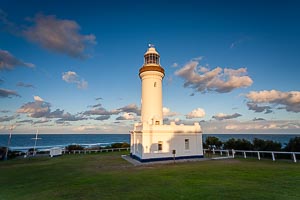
[130,122,203,162]
[130,154,204,163]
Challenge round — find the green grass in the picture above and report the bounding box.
[0,152,299,200]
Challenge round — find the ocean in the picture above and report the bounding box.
[0,133,299,151]
[0,134,130,151]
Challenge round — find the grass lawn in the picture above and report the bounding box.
[0,151,299,200]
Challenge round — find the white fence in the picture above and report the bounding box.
[63,147,130,155]
[204,149,300,163]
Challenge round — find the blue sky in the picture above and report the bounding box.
[1,0,300,134]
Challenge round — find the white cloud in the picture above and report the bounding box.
[175,58,253,93]
[118,104,140,115]
[23,14,96,58]
[116,112,136,120]
[72,125,98,132]
[163,107,177,117]
[246,90,300,113]
[0,49,34,70]
[186,108,205,119]
[34,95,44,102]
[17,97,51,118]
[212,113,242,121]
[172,63,178,67]
[62,71,88,89]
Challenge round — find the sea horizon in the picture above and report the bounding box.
[1,133,299,152]
[1,132,300,135]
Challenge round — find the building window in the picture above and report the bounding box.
[155,121,160,125]
[154,82,157,87]
[185,139,189,150]
[158,141,163,151]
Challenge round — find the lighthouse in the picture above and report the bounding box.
[130,45,203,162]
[140,45,164,125]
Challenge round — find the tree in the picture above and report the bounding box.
[223,138,236,150]
[284,137,300,152]
[204,136,223,149]
[253,138,282,151]
[223,138,253,150]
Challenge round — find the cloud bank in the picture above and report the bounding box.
[175,58,253,93]
[17,96,51,118]
[246,90,300,113]
[23,14,96,58]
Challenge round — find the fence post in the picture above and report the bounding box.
[244,151,247,159]
[232,149,235,158]
[292,153,297,163]
[227,150,229,157]
[272,152,275,161]
[257,152,260,160]
[220,150,222,156]
[212,148,215,155]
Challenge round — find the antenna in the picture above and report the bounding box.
[4,126,13,160]
[148,43,155,48]
[31,129,42,156]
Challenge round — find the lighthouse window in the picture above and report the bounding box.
[154,82,157,87]
[185,139,190,150]
[158,141,163,151]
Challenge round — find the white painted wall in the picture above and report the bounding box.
[131,122,203,161]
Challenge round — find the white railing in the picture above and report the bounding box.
[203,149,300,163]
[63,147,130,155]
[203,149,231,157]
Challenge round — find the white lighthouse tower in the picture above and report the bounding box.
[140,45,164,126]
[130,45,203,162]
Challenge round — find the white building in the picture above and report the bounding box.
[130,45,203,162]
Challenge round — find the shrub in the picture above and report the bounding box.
[0,147,7,160]
[110,142,130,149]
[66,145,84,151]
